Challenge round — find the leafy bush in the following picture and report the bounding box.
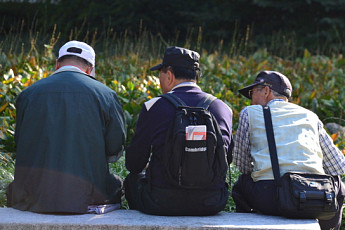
[0,153,14,207]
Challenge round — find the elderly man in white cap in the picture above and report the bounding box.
[6,41,126,214]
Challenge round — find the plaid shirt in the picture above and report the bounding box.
[233,99,345,176]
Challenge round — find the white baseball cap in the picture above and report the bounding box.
[58,40,96,77]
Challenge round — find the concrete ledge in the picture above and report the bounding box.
[0,207,320,230]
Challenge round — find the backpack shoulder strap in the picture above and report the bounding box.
[161,93,216,109]
[160,93,187,108]
[196,93,217,110]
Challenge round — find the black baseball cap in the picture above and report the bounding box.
[150,46,200,71]
[239,71,292,99]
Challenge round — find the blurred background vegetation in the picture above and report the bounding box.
[0,0,345,226]
[1,0,345,57]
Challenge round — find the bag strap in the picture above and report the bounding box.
[160,93,187,108]
[196,93,217,110]
[160,93,216,110]
[262,106,281,185]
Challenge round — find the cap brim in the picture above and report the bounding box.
[149,63,163,71]
[238,82,261,99]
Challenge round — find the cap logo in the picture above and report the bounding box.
[262,82,272,87]
[67,47,82,54]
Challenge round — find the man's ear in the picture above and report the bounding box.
[85,66,93,75]
[55,60,60,70]
[264,86,271,95]
[264,86,275,103]
[167,70,175,86]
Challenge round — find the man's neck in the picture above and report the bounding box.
[174,79,196,86]
[171,81,199,91]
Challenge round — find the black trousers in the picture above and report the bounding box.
[6,173,123,213]
[124,172,229,216]
[232,174,345,230]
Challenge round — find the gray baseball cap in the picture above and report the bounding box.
[239,71,292,99]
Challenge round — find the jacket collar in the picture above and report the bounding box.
[171,81,200,91]
[53,66,85,75]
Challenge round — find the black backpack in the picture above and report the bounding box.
[159,93,228,189]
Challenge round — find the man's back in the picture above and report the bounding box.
[10,70,125,213]
[126,84,233,188]
[247,101,325,181]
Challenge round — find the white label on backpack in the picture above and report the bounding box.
[185,125,207,140]
[185,147,207,152]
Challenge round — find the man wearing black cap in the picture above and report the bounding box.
[124,46,233,215]
[232,71,345,230]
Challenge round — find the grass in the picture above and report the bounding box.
[0,153,14,207]
[0,27,344,228]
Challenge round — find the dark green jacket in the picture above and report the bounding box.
[9,67,126,213]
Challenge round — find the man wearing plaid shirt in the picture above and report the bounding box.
[232,71,345,230]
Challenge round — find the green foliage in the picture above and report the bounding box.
[225,164,241,212]
[109,156,129,209]
[0,153,14,207]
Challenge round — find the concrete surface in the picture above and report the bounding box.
[0,207,320,230]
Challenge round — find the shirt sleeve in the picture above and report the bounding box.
[319,121,345,175]
[233,107,253,174]
[14,93,24,144]
[125,104,153,173]
[210,99,234,164]
[105,93,127,162]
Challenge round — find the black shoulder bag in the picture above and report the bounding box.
[262,105,339,220]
